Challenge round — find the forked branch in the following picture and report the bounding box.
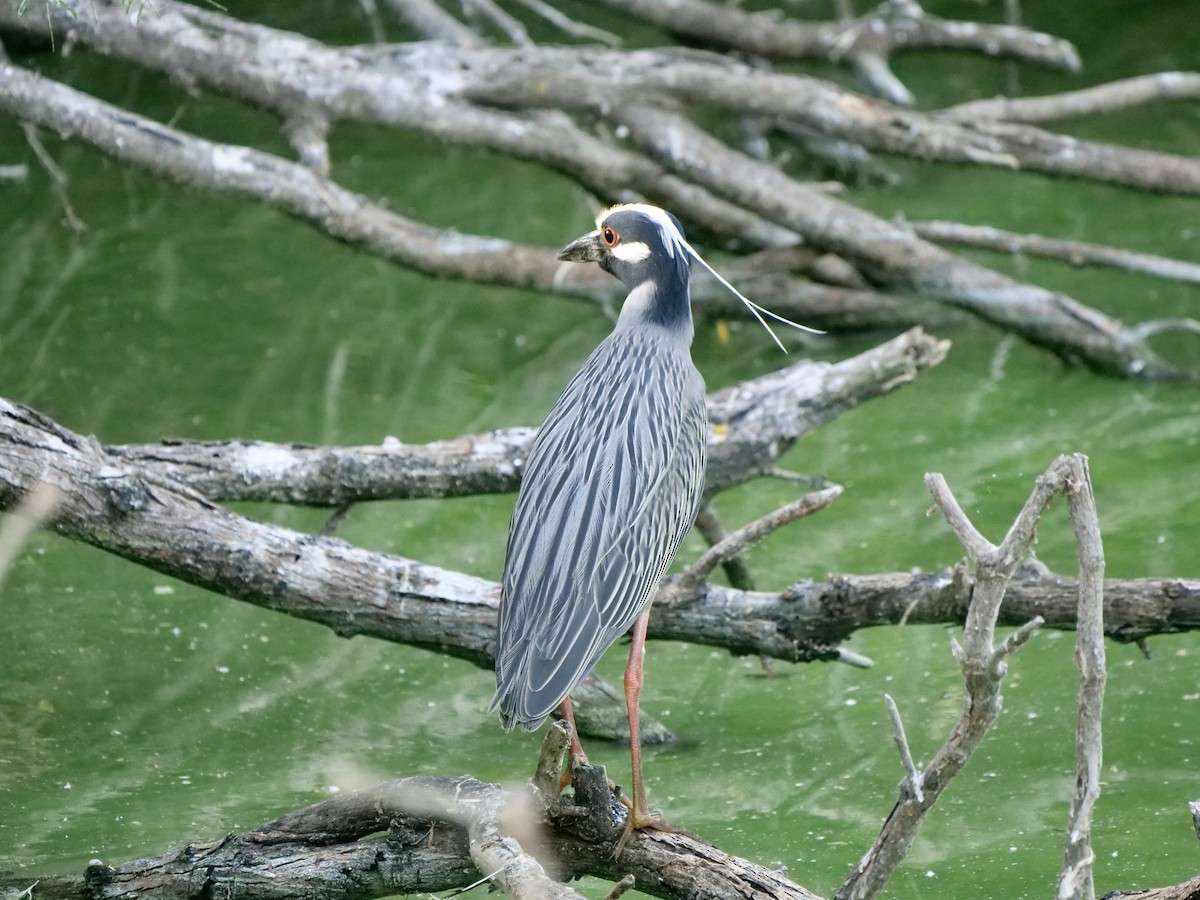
[836,454,1105,900]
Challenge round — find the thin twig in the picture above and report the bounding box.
[910,220,1200,286]
[990,615,1044,675]
[594,0,1078,72]
[942,71,1200,124]
[20,122,85,231]
[510,0,621,45]
[672,486,842,597]
[923,473,992,558]
[383,0,483,46]
[461,0,531,45]
[694,503,756,591]
[883,694,922,804]
[319,503,355,537]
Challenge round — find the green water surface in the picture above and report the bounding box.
[1,2,1199,898]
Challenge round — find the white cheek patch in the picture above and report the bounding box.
[609,240,651,263]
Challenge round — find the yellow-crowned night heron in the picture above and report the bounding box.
[490,203,817,845]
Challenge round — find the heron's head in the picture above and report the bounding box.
[558,203,825,347]
[557,204,690,292]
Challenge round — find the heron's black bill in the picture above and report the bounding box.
[557,231,606,263]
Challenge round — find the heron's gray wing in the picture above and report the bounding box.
[493,329,706,729]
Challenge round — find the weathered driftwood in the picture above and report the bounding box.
[0,0,1194,376]
[941,71,1200,125]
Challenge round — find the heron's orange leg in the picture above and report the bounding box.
[615,605,685,856]
[558,697,588,789]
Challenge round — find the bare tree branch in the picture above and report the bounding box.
[910,220,1200,286]
[593,0,1079,75]
[460,47,1200,196]
[609,104,1181,378]
[836,454,1103,900]
[694,502,758,592]
[1057,456,1107,900]
[0,0,1191,377]
[384,0,484,46]
[509,0,622,47]
[670,487,843,597]
[943,71,1200,124]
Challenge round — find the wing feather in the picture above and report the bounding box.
[492,326,706,730]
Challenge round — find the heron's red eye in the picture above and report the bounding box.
[602,226,619,247]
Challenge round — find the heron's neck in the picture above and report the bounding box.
[615,276,694,341]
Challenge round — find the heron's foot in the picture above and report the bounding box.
[614,805,688,858]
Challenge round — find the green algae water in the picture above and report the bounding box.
[1,2,1198,898]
